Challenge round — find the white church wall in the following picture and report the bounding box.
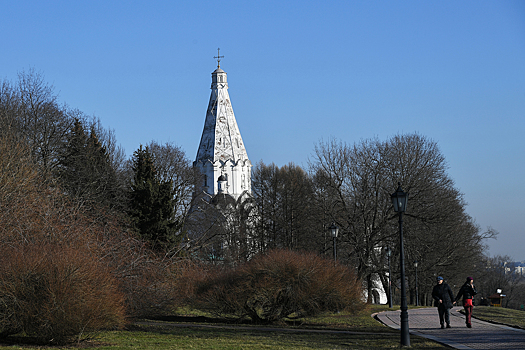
[194,61,252,202]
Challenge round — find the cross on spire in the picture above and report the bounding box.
[214,48,224,68]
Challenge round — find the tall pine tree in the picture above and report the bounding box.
[57,119,119,210]
[129,145,180,252]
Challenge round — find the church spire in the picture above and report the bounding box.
[194,53,252,201]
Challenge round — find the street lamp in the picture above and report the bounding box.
[391,183,410,347]
[386,246,393,308]
[414,260,419,306]
[329,223,339,262]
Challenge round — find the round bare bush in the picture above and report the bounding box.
[0,243,126,344]
[190,249,365,323]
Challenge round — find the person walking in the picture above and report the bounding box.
[455,276,477,328]
[432,276,455,329]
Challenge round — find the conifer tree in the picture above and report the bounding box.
[58,119,87,199]
[129,145,180,252]
[57,119,119,209]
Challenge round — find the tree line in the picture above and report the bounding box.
[1,70,504,300]
[1,69,521,342]
[0,69,196,251]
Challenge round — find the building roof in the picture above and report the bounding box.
[195,66,249,164]
[488,293,506,299]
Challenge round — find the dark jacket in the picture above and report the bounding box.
[455,282,477,303]
[432,282,454,309]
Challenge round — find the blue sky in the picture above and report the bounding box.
[2,1,524,260]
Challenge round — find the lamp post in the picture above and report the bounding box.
[414,260,419,306]
[391,183,410,347]
[329,223,339,262]
[386,246,393,308]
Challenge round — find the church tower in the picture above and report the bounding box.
[193,51,252,202]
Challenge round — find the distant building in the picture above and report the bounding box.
[504,261,525,276]
[514,262,525,276]
[193,56,252,203]
[186,52,257,262]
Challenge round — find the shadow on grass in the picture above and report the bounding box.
[146,314,253,325]
[126,321,447,350]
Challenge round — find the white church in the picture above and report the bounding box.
[186,52,257,263]
[193,53,253,204]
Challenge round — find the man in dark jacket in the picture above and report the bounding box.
[455,276,477,328]
[432,276,455,328]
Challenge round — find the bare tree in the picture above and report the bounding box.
[310,137,393,301]
[0,79,22,137]
[14,69,74,180]
[251,162,321,253]
[310,133,488,303]
[251,162,280,251]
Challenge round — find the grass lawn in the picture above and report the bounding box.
[5,305,522,349]
[471,305,525,329]
[0,305,448,349]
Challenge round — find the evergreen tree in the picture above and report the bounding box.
[58,119,87,199]
[129,145,180,252]
[57,119,119,210]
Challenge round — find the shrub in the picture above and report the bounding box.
[0,243,126,344]
[188,249,365,323]
[120,251,179,318]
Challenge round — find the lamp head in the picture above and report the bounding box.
[391,183,408,212]
[328,223,339,238]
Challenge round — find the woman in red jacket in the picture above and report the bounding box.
[455,277,477,328]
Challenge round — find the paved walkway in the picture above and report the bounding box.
[375,307,525,349]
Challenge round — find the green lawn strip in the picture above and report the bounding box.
[471,306,525,329]
[93,323,447,350]
[1,305,448,349]
[284,305,397,332]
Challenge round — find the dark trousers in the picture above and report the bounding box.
[464,304,473,326]
[438,304,451,326]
